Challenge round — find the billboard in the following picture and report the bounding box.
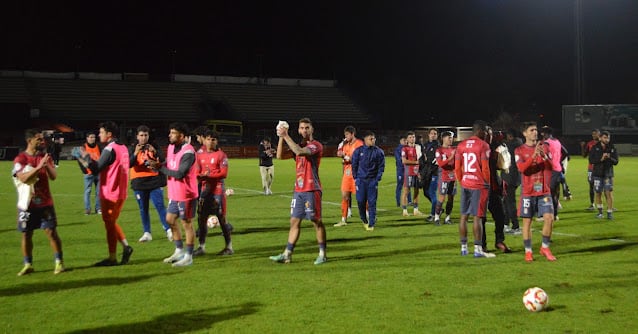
[562,104,638,136]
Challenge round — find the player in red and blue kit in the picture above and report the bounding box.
[13,128,64,276]
[401,132,423,216]
[434,131,456,225]
[270,118,327,265]
[515,121,556,263]
[194,129,233,256]
[454,121,495,258]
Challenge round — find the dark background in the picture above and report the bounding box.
[2,1,638,129]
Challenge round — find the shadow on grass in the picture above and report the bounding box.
[66,302,262,334]
[0,273,175,297]
[562,241,638,254]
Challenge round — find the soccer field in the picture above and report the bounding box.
[1,156,637,333]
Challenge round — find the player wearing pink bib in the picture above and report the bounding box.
[151,122,199,267]
[78,121,134,267]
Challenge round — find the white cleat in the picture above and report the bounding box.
[138,232,152,242]
[163,249,185,263]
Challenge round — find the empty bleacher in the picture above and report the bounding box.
[0,71,372,127]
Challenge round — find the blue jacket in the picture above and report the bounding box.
[394,144,404,176]
[352,145,385,181]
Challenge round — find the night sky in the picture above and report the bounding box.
[3,1,638,128]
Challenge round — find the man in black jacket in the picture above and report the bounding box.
[588,131,619,220]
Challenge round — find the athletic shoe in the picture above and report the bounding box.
[193,246,206,256]
[539,247,557,261]
[163,249,185,263]
[495,242,512,253]
[554,216,560,221]
[365,225,375,231]
[596,213,603,219]
[217,248,234,256]
[313,255,327,265]
[172,255,193,267]
[474,250,496,258]
[166,229,173,241]
[84,209,91,215]
[54,262,65,275]
[269,253,291,264]
[586,205,595,211]
[607,212,613,220]
[434,218,440,226]
[138,232,153,242]
[17,263,34,276]
[96,209,102,215]
[94,259,118,267]
[444,216,452,225]
[503,225,512,233]
[334,221,348,227]
[413,209,424,216]
[461,249,468,256]
[525,251,534,262]
[425,215,434,222]
[535,217,544,222]
[402,210,409,217]
[120,246,134,265]
[509,228,522,235]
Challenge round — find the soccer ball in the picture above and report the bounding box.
[523,287,549,312]
[207,215,220,229]
[225,188,234,196]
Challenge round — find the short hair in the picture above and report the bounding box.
[540,126,553,135]
[406,131,415,137]
[169,122,190,136]
[521,121,537,132]
[472,120,488,134]
[136,125,150,133]
[192,125,208,137]
[263,136,271,143]
[344,125,356,134]
[99,121,119,137]
[600,130,610,137]
[428,128,438,134]
[299,118,312,125]
[592,128,600,133]
[201,128,219,139]
[441,131,454,138]
[363,130,375,138]
[24,128,41,142]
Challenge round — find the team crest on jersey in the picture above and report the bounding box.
[296,176,304,188]
[209,158,215,164]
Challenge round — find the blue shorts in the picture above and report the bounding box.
[167,198,198,220]
[290,191,322,221]
[519,194,554,218]
[197,192,225,218]
[438,180,456,196]
[593,176,613,193]
[403,175,419,189]
[17,206,57,232]
[459,188,488,217]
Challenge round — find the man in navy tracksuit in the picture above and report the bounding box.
[352,131,385,231]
